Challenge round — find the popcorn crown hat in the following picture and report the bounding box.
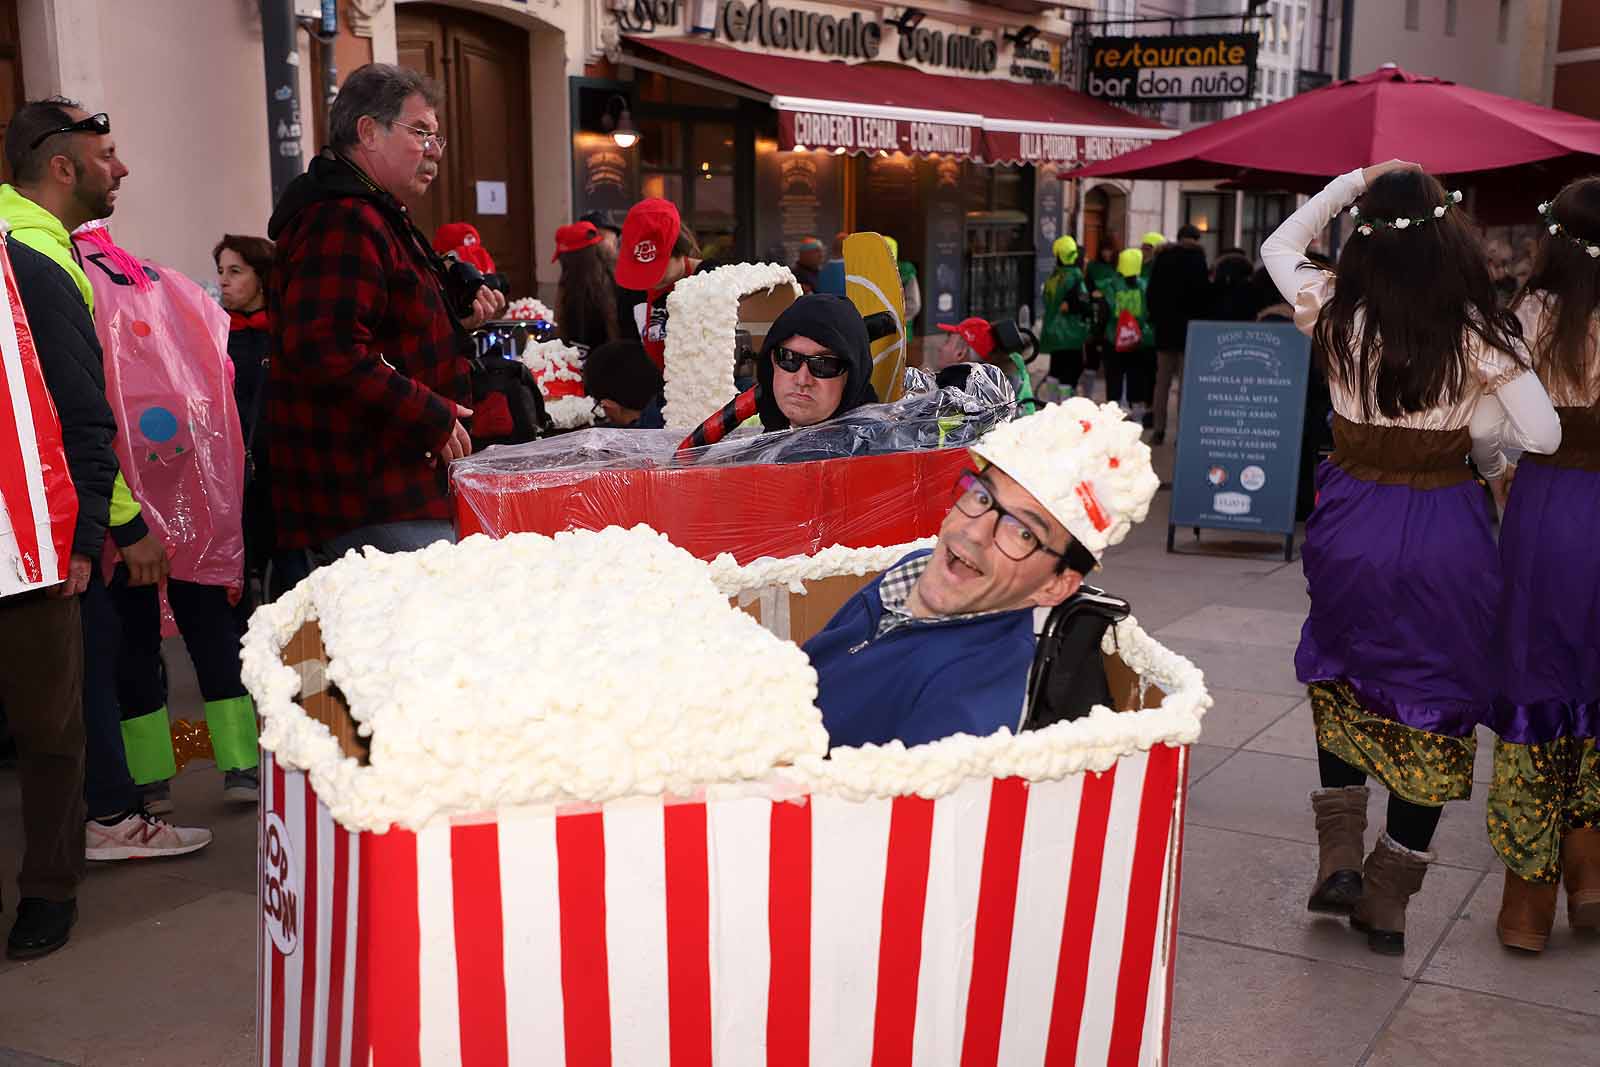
[968,398,1160,559]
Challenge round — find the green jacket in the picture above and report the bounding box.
[0,185,94,311]
[1086,259,1120,297]
[0,184,144,533]
[1040,264,1089,351]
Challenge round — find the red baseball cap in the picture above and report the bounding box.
[552,220,604,261]
[936,316,996,359]
[616,198,682,290]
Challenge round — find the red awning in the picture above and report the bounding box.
[625,37,1171,164]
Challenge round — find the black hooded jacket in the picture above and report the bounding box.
[1146,241,1211,350]
[756,294,878,432]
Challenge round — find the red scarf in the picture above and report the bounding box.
[229,309,269,332]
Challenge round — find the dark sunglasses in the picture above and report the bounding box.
[771,346,848,379]
[29,112,110,151]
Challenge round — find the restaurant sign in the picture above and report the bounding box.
[1085,33,1258,103]
[622,0,1035,76]
[984,131,1155,166]
[778,109,979,158]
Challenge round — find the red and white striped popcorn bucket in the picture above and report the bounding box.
[257,657,1193,1067]
[0,235,76,597]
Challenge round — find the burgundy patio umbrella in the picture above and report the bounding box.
[1064,66,1600,224]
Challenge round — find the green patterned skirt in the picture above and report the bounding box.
[1309,681,1476,806]
[1487,737,1600,883]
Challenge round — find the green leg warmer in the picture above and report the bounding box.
[120,708,177,785]
[204,695,259,772]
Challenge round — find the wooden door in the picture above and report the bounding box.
[0,0,26,184]
[397,4,533,297]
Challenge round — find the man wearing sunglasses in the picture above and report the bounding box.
[755,293,879,432]
[803,400,1159,750]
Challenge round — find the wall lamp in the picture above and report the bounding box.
[603,95,640,149]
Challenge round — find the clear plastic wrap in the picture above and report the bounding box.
[452,376,1016,562]
[79,238,246,590]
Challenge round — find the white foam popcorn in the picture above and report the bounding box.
[662,263,800,431]
[970,397,1160,558]
[242,526,826,831]
[241,528,1209,830]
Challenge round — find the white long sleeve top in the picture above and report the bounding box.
[1261,169,1561,477]
[1514,292,1600,408]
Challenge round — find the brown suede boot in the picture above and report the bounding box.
[1308,785,1369,914]
[1496,868,1559,952]
[1350,831,1432,955]
[1561,827,1600,931]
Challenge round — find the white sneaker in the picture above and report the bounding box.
[85,811,213,861]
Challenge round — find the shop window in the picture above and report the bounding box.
[1404,0,1419,31]
[638,116,740,259]
[1191,101,1224,124]
[1181,191,1236,263]
[964,163,1034,324]
[1498,0,1511,42]
[1240,193,1291,262]
[1445,0,1457,36]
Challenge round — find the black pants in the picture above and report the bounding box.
[1128,349,1157,406]
[1,592,85,902]
[109,570,246,721]
[1047,349,1083,391]
[80,575,137,820]
[1102,348,1155,407]
[1318,747,1443,852]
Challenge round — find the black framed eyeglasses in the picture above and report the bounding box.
[771,346,848,379]
[28,112,110,151]
[952,470,1067,564]
[391,120,446,153]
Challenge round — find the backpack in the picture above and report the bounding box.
[1022,585,1132,731]
[1112,281,1146,352]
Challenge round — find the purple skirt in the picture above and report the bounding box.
[1491,459,1600,744]
[1295,462,1498,737]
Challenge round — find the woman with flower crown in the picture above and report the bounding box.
[1262,161,1561,955]
[1488,177,1600,953]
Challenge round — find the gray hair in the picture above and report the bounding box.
[328,64,442,152]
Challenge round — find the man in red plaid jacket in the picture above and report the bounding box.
[266,64,502,561]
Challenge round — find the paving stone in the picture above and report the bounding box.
[1186,744,1236,787]
[1178,824,1484,979]
[1187,749,1497,872]
[1419,871,1600,1017]
[1243,698,1318,760]
[1366,983,1600,1065]
[1170,935,1405,1067]
[0,892,256,1066]
[1189,688,1301,749]
[1153,636,1308,697]
[1156,605,1308,650]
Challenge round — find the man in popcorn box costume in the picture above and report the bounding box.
[807,399,1159,747]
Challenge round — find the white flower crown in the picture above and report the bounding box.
[1537,200,1600,259]
[1348,190,1463,237]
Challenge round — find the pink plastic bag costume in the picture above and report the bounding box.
[75,225,245,591]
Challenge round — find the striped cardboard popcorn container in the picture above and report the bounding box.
[0,234,76,598]
[258,697,1191,1067]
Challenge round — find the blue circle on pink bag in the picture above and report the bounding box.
[139,406,179,444]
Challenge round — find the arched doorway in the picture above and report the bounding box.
[0,0,25,183]
[397,3,534,296]
[1082,183,1128,265]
